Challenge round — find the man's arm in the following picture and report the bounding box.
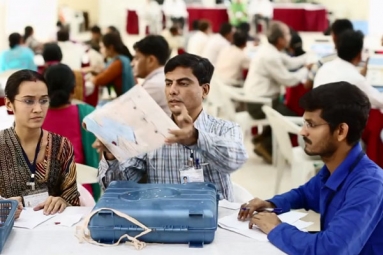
[280,53,307,70]
[359,78,383,109]
[189,122,248,174]
[98,154,147,190]
[264,57,308,87]
[268,178,383,255]
[267,174,321,213]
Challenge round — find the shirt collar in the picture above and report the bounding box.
[320,143,364,191]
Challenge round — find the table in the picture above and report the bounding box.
[186,6,229,33]
[273,3,327,32]
[2,207,285,255]
[125,3,326,35]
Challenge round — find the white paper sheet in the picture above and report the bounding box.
[218,211,311,242]
[83,85,179,162]
[14,208,55,229]
[219,199,242,210]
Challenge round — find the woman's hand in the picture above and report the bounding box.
[34,196,68,215]
[9,197,23,219]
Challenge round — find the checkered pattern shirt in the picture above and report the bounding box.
[98,110,248,201]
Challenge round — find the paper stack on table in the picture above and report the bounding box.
[218,211,313,242]
[14,207,87,229]
[14,208,55,229]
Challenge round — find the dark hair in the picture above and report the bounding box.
[133,35,170,65]
[42,43,63,62]
[233,32,247,48]
[44,64,75,108]
[23,26,33,42]
[198,20,211,32]
[90,25,101,34]
[237,22,250,34]
[219,23,233,37]
[331,19,353,37]
[108,26,120,35]
[5,70,46,103]
[169,26,178,35]
[57,29,70,41]
[336,30,364,62]
[9,33,21,49]
[192,20,200,30]
[102,33,133,60]
[164,53,214,85]
[289,32,305,56]
[299,82,371,145]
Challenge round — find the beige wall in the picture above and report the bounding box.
[315,0,369,20]
[58,0,99,26]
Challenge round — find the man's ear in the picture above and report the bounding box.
[336,123,349,142]
[201,83,210,99]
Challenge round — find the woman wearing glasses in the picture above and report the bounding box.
[0,70,80,216]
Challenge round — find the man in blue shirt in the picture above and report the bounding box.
[0,33,37,72]
[238,82,383,255]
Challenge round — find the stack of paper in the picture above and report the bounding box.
[218,211,313,242]
[14,208,55,229]
[14,207,87,229]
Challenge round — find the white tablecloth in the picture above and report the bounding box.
[2,207,286,255]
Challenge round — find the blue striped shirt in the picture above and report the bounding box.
[98,110,248,201]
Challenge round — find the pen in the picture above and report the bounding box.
[241,207,283,214]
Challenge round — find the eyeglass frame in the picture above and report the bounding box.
[13,97,50,107]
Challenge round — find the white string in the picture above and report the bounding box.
[75,208,152,250]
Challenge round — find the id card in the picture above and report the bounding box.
[23,190,49,207]
[180,167,204,183]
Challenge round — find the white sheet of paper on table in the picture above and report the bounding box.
[83,85,179,162]
[218,199,242,210]
[218,211,313,242]
[14,208,55,229]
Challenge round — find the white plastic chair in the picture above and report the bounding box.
[262,105,323,194]
[232,182,253,204]
[77,184,96,207]
[216,79,272,137]
[76,163,98,185]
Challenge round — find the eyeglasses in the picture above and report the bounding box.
[14,98,50,107]
[302,120,329,130]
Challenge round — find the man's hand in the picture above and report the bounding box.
[305,63,314,70]
[238,197,275,221]
[360,58,369,77]
[9,197,23,219]
[92,139,115,160]
[34,196,67,215]
[249,212,282,234]
[166,105,198,146]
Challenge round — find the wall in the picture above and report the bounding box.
[314,0,369,20]
[58,0,99,26]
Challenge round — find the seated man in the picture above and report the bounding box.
[215,31,250,86]
[238,82,383,255]
[94,53,248,201]
[314,30,383,109]
[132,35,171,116]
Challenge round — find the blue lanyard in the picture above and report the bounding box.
[320,151,365,230]
[16,129,44,182]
